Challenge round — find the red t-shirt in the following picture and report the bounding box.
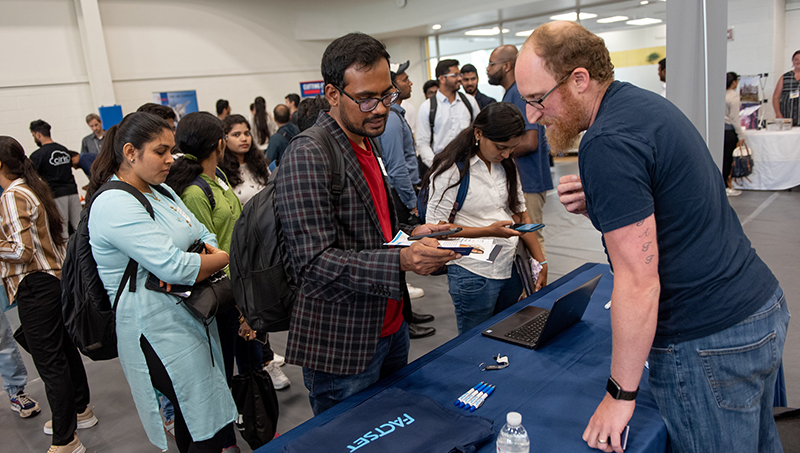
[348,137,403,337]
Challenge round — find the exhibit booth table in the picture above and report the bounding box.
[258,263,669,453]
[733,128,800,190]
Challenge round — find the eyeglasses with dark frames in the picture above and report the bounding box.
[335,86,400,112]
[520,71,573,111]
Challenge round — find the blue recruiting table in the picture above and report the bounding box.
[258,263,669,453]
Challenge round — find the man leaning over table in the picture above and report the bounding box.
[516,21,787,453]
[275,32,458,416]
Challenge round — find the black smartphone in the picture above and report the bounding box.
[508,223,545,233]
[407,227,462,240]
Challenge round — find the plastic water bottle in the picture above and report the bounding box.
[496,412,530,453]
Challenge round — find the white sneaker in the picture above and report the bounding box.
[272,353,285,367]
[264,361,290,390]
[44,407,97,435]
[726,187,742,196]
[407,284,424,299]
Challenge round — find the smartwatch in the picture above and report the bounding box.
[607,376,638,401]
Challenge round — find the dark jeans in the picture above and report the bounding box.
[723,128,738,184]
[17,272,90,446]
[302,322,409,416]
[140,336,229,453]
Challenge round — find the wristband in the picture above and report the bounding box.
[539,260,547,265]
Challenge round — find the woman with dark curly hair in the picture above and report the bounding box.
[219,114,270,205]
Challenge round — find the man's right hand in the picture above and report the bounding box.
[557,174,588,216]
[399,237,458,275]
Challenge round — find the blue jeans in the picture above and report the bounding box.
[302,322,409,416]
[0,289,27,398]
[648,286,789,453]
[448,265,523,335]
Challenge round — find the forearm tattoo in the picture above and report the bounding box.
[638,220,655,265]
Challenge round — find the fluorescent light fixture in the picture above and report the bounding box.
[626,18,663,25]
[550,12,598,21]
[596,16,629,23]
[640,0,649,4]
[432,24,442,30]
[515,29,535,37]
[464,27,508,36]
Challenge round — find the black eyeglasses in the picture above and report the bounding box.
[335,86,400,112]
[521,72,573,110]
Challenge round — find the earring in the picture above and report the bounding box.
[475,139,480,147]
[130,158,134,163]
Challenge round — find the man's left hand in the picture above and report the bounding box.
[582,394,635,453]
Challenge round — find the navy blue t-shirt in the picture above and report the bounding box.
[504,82,553,194]
[579,81,778,347]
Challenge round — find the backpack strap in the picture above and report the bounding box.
[428,95,437,147]
[448,161,470,223]
[189,169,225,211]
[292,126,345,204]
[457,92,475,122]
[90,181,173,310]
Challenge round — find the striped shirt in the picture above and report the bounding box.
[0,178,65,303]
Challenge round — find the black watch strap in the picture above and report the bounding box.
[607,376,638,401]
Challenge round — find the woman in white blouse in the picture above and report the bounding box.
[723,72,745,196]
[423,102,547,335]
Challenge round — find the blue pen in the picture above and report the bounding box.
[460,383,487,408]
[470,385,495,412]
[466,385,489,411]
[455,382,483,406]
[464,383,489,409]
[457,383,483,408]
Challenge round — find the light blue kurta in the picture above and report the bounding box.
[88,179,237,450]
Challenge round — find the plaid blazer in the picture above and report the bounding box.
[275,112,409,375]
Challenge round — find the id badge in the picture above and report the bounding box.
[790,90,799,99]
[377,157,388,177]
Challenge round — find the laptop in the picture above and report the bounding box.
[481,274,602,350]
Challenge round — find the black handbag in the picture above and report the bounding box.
[731,141,754,182]
[231,368,279,449]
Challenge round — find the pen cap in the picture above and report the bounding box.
[506,412,522,426]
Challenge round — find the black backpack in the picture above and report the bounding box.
[189,168,228,209]
[229,126,344,333]
[61,181,173,361]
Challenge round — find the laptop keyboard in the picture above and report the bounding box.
[505,312,551,344]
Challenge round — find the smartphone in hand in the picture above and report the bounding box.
[507,223,545,233]
[407,227,462,240]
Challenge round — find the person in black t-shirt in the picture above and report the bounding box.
[29,120,81,238]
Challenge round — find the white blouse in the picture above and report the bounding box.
[233,163,268,206]
[426,154,526,279]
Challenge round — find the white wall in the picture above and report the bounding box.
[598,24,667,94]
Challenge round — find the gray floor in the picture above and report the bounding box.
[2,159,798,452]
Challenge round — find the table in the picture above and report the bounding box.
[733,128,800,190]
[258,263,668,453]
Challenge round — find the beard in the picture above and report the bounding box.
[34,138,42,147]
[463,84,476,95]
[340,107,388,139]
[487,71,503,86]
[541,87,586,154]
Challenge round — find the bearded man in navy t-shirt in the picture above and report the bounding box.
[516,21,786,453]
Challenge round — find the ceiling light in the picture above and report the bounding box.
[465,27,507,36]
[640,1,649,4]
[550,12,598,21]
[626,18,663,25]
[596,16,629,23]
[432,24,442,30]
[515,29,534,37]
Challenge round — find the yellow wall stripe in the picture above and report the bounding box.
[609,46,666,68]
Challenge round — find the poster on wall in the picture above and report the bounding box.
[152,90,199,123]
[300,81,324,98]
[739,76,761,103]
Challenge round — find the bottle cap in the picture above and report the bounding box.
[507,412,522,426]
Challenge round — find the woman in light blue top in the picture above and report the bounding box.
[85,112,236,452]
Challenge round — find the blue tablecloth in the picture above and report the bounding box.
[259,263,669,452]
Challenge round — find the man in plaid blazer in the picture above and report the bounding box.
[275,33,458,415]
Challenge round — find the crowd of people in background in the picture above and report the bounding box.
[0,24,784,453]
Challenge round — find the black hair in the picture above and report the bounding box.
[164,112,223,196]
[29,119,52,137]
[0,136,64,248]
[436,59,460,78]
[274,105,291,124]
[321,32,391,89]
[216,99,229,115]
[460,64,478,75]
[218,114,270,188]
[285,93,300,107]
[726,72,739,90]
[86,112,171,200]
[658,58,666,71]
[422,102,525,215]
[136,103,176,121]
[252,96,271,146]
[296,95,330,131]
[423,79,439,94]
